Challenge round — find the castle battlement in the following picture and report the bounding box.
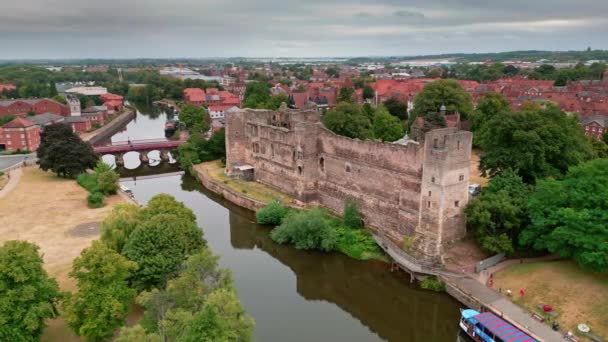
[225,104,472,262]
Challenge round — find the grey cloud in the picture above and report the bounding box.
[0,0,606,58]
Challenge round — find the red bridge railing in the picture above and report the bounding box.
[94,139,186,154]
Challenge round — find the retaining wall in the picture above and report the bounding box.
[194,166,266,212]
[84,110,136,144]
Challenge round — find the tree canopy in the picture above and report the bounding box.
[471,92,510,133]
[383,97,408,120]
[62,241,137,342]
[179,104,210,133]
[243,82,271,109]
[521,159,608,272]
[37,123,98,178]
[0,241,60,341]
[322,102,371,139]
[411,79,474,120]
[372,105,404,142]
[465,170,531,255]
[477,104,593,183]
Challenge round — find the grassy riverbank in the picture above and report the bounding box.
[494,260,608,340]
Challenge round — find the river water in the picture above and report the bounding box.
[106,106,462,342]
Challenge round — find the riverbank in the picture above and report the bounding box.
[81,109,136,144]
[193,160,566,341]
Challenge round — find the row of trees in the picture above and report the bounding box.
[0,195,254,341]
[466,91,608,271]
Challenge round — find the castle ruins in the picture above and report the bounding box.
[225,104,473,263]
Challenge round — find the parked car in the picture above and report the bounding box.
[468,183,481,197]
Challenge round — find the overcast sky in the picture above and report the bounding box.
[1,0,607,59]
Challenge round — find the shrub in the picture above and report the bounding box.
[77,173,98,193]
[270,209,337,251]
[96,170,119,195]
[87,192,105,208]
[256,200,290,226]
[336,227,383,260]
[420,277,446,292]
[343,199,363,229]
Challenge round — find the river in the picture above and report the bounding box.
[105,106,463,342]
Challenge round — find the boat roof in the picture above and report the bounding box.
[471,312,538,342]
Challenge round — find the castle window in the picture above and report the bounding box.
[459,175,464,181]
[427,201,431,208]
[455,201,460,207]
[298,166,303,175]
[319,157,325,172]
[433,138,438,149]
[457,140,461,150]
[271,144,275,158]
[428,191,431,197]
[431,176,435,183]
[346,164,351,172]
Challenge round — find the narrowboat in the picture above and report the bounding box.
[460,309,538,342]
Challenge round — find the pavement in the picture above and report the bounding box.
[446,275,564,341]
[0,154,35,171]
[0,168,22,199]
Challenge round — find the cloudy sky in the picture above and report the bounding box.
[1,0,607,59]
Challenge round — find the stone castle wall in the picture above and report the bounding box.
[225,106,472,262]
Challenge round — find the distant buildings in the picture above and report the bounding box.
[0,84,17,92]
[65,86,108,96]
[0,117,41,151]
[0,98,71,118]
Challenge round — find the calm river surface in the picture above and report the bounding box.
[107,106,462,342]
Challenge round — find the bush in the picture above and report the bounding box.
[270,209,338,251]
[87,192,105,208]
[256,200,290,225]
[419,276,446,292]
[335,228,383,260]
[343,199,363,229]
[96,170,119,195]
[77,173,98,193]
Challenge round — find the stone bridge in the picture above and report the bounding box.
[93,139,186,167]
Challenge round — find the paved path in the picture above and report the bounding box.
[0,168,22,199]
[0,154,35,171]
[476,255,561,284]
[446,275,564,341]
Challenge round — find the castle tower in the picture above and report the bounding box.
[66,95,81,116]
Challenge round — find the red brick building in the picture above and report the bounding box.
[183,88,206,106]
[0,84,17,92]
[0,117,41,151]
[0,98,70,118]
[581,115,607,140]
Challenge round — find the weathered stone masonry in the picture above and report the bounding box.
[225,105,472,263]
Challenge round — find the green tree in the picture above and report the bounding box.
[49,81,58,97]
[322,102,370,139]
[0,114,15,126]
[37,123,98,178]
[372,105,404,142]
[0,241,61,341]
[256,200,290,226]
[261,94,288,110]
[521,159,608,271]
[94,161,119,195]
[271,209,338,251]
[52,95,67,105]
[116,325,161,342]
[179,104,210,133]
[141,194,197,223]
[411,79,473,120]
[477,106,593,183]
[589,136,608,159]
[472,92,510,133]
[101,203,142,253]
[383,97,408,120]
[362,85,374,100]
[63,241,137,341]
[124,214,205,290]
[338,87,355,103]
[243,82,270,109]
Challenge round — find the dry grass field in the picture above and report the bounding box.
[0,167,124,290]
[494,260,608,339]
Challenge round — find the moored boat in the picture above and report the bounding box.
[460,309,538,342]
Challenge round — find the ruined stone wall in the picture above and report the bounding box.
[225,106,472,262]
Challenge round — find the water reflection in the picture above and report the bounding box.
[122,174,461,342]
